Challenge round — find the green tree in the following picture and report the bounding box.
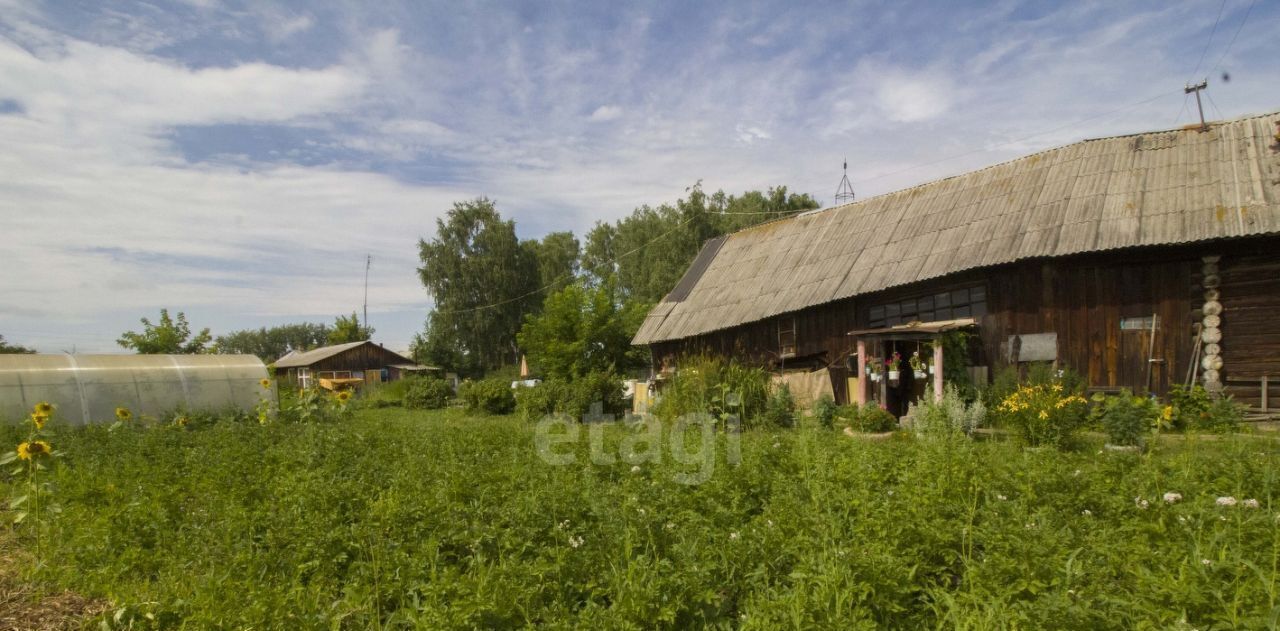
[516,278,649,380]
[213,323,330,361]
[417,198,540,373]
[0,334,35,354]
[524,231,580,292]
[327,312,374,345]
[117,309,212,354]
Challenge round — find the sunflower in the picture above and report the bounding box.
[335,390,353,403]
[174,416,189,428]
[16,440,51,460]
[33,401,53,415]
[30,412,48,430]
[115,407,132,421]
[259,378,272,390]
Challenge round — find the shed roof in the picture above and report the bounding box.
[634,111,1280,345]
[272,341,413,368]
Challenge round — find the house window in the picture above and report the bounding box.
[298,368,311,389]
[868,285,987,328]
[779,317,797,358]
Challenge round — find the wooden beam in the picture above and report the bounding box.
[855,338,867,406]
[933,338,944,403]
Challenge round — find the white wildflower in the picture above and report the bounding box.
[729,532,740,541]
[1216,496,1237,507]
[1081,509,1092,516]
[638,508,646,516]
[557,520,570,530]
[772,441,781,449]
[1243,498,1260,509]
[630,465,641,474]
[1163,492,1183,504]
[569,535,584,548]
[1024,522,1036,529]
[1134,497,1149,510]
[996,494,1007,501]
[766,519,774,527]
[1072,469,1082,477]
[1178,515,1187,523]
[1201,558,1212,566]
[665,522,676,531]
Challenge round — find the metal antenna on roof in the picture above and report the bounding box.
[363,254,371,331]
[1185,79,1209,131]
[834,158,856,205]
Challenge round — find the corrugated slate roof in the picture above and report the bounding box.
[634,111,1280,345]
[273,341,412,368]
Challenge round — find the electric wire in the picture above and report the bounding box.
[1188,0,1228,81]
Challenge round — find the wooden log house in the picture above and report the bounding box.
[633,111,1280,415]
[272,341,436,390]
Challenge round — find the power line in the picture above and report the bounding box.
[1211,0,1257,73]
[1189,0,1228,81]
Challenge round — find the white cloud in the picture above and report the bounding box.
[589,104,622,121]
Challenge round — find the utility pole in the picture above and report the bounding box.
[1185,79,1209,131]
[834,158,856,206]
[363,254,371,330]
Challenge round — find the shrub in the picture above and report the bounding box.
[761,383,797,428]
[561,370,627,421]
[514,380,567,422]
[1168,384,1210,431]
[994,382,1088,448]
[908,384,986,438]
[852,404,898,433]
[1091,389,1156,447]
[403,377,453,410]
[457,378,516,415]
[1199,396,1244,433]
[810,394,839,430]
[652,356,770,427]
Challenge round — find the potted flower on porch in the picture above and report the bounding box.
[886,353,901,382]
[867,360,883,382]
[909,351,927,379]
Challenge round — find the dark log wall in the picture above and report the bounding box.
[277,343,414,385]
[1220,250,1280,408]
[650,240,1280,404]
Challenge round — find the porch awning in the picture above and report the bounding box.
[847,317,977,340]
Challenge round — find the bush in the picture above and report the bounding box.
[907,384,986,438]
[1200,396,1244,433]
[993,381,1088,448]
[810,394,839,430]
[514,380,567,422]
[561,370,627,421]
[651,356,770,427]
[403,377,453,410]
[1091,389,1156,447]
[852,404,898,433]
[1167,385,1243,433]
[457,378,516,415]
[761,383,797,428]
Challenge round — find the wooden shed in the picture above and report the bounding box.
[633,111,1280,415]
[272,341,436,389]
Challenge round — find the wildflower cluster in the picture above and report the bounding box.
[995,382,1088,447]
[2,401,63,570]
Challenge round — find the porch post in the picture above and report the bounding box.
[855,338,867,406]
[933,337,944,402]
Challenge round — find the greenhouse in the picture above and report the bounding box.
[0,354,271,425]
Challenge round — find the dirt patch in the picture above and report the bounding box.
[0,535,109,631]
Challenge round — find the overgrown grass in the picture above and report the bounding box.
[3,410,1280,628]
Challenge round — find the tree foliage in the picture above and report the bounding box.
[0,334,35,354]
[516,279,649,381]
[213,323,330,362]
[327,312,374,346]
[117,309,212,354]
[417,198,539,373]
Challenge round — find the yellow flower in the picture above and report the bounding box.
[33,401,53,415]
[258,410,269,424]
[1038,410,1049,420]
[1161,405,1174,421]
[1051,384,1063,392]
[259,378,272,390]
[174,416,189,427]
[30,412,48,430]
[335,390,352,403]
[115,407,132,421]
[16,440,50,460]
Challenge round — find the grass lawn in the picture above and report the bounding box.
[3,408,1279,629]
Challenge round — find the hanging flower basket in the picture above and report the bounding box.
[913,370,927,379]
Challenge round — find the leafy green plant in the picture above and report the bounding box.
[994,381,1088,448]
[560,370,627,421]
[402,377,453,410]
[852,404,898,433]
[1199,396,1244,433]
[1167,384,1210,431]
[810,394,839,430]
[908,384,985,438]
[1090,389,1157,447]
[457,378,516,415]
[514,380,567,421]
[761,382,796,428]
[651,356,770,426]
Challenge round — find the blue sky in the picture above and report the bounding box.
[1,0,1277,353]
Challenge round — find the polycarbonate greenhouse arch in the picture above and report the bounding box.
[0,354,272,425]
